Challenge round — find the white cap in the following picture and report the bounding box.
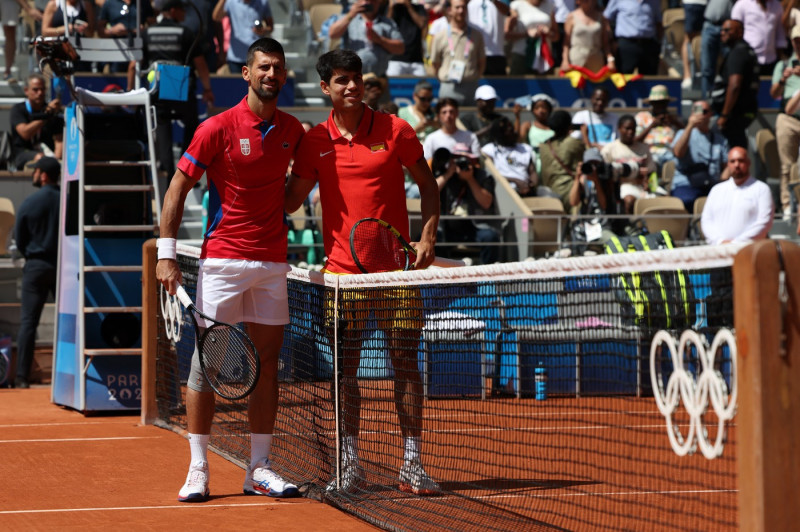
[474,85,498,101]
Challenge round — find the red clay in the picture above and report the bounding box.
[0,387,376,531]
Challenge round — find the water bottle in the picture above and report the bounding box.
[535,362,547,401]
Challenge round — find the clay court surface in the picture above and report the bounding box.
[0,386,375,531]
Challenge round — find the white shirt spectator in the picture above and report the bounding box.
[423,128,481,160]
[570,109,619,146]
[468,0,507,56]
[701,176,774,244]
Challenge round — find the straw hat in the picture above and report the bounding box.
[643,84,677,103]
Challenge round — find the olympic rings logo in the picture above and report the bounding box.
[159,285,183,343]
[649,329,737,459]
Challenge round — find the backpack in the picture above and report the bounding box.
[604,230,695,331]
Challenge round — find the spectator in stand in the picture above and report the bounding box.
[41,0,94,72]
[711,19,759,149]
[10,73,63,169]
[550,0,575,68]
[701,146,773,245]
[328,0,405,77]
[635,84,684,171]
[132,0,215,179]
[387,0,428,76]
[423,97,480,160]
[468,0,509,75]
[560,0,612,73]
[700,0,733,99]
[482,115,539,196]
[601,114,656,215]
[99,0,157,35]
[539,109,585,210]
[3,0,43,81]
[571,86,618,148]
[603,0,662,75]
[362,72,388,110]
[681,0,707,90]
[41,0,93,38]
[506,0,559,75]
[570,148,616,254]
[769,25,800,221]
[783,0,800,32]
[460,84,503,146]
[427,0,451,36]
[670,99,729,212]
[212,0,274,74]
[517,93,556,166]
[433,143,501,264]
[429,0,486,105]
[13,157,60,389]
[731,0,785,76]
[398,79,439,143]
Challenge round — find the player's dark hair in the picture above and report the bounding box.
[246,38,285,66]
[316,49,362,84]
[435,97,459,115]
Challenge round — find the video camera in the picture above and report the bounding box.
[580,148,639,181]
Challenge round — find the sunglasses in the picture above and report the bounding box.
[417,96,433,102]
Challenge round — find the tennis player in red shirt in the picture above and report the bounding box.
[286,49,442,495]
[157,38,305,502]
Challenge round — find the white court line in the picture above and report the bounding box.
[0,421,139,428]
[0,436,162,444]
[0,502,279,516]
[382,488,738,504]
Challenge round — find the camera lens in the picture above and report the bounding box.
[455,157,471,170]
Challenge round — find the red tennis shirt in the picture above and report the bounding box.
[178,97,305,262]
[292,106,423,274]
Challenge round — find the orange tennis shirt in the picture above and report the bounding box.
[292,107,423,274]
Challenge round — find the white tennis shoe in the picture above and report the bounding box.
[244,459,300,498]
[178,460,210,502]
[399,459,441,496]
[325,461,367,494]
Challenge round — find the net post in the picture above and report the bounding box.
[734,240,800,531]
[141,238,158,425]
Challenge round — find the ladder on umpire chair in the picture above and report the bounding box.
[43,14,162,410]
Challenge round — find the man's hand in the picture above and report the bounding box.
[411,238,435,269]
[716,115,727,131]
[156,259,182,295]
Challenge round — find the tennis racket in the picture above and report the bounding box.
[349,217,465,273]
[175,285,260,400]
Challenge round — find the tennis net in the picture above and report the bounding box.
[154,243,740,531]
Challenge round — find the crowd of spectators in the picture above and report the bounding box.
[3,0,794,263]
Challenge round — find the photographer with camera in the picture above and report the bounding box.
[600,114,655,216]
[569,148,617,255]
[10,73,63,169]
[670,99,729,212]
[328,0,405,78]
[433,144,501,264]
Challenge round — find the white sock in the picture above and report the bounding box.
[250,433,273,469]
[404,436,420,463]
[188,433,209,465]
[342,434,359,464]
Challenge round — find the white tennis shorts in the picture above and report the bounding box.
[196,258,291,326]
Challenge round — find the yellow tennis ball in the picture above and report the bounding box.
[147,71,155,84]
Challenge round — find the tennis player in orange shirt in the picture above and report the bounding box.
[285,49,442,496]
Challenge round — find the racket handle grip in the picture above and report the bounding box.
[431,256,467,268]
[175,285,193,308]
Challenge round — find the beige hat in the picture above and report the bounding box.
[791,24,800,40]
[643,84,677,103]
[362,72,387,92]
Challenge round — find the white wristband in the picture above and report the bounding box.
[157,238,177,260]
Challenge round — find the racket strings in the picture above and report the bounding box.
[200,324,258,398]
[352,222,409,272]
